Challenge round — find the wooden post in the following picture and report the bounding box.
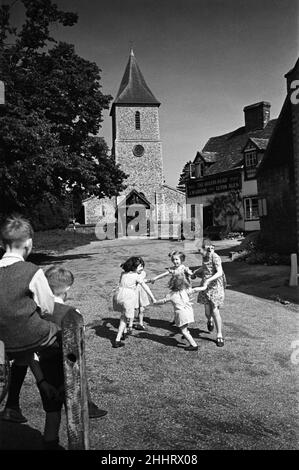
[0,81,5,105]
[0,341,10,405]
[289,253,299,286]
[62,310,89,450]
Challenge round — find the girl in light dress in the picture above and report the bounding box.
[134,259,150,331]
[148,251,193,325]
[112,257,156,348]
[193,238,226,347]
[153,273,206,351]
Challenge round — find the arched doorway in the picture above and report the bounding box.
[116,190,152,237]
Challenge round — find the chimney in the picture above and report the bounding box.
[243,101,271,131]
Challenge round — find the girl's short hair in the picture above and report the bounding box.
[202,238,213,247]
[0,214,33,248]
[168,251,185,262]
[168,274,191,292]
[45,266,74,295]
[121,256,144,272]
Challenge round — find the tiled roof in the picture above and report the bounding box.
[202,119,277,176]
[113,50,160,106]
[249,137,269,150]
[194,151,219,163]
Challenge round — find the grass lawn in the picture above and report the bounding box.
[32,229,98,254]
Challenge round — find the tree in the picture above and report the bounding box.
[208,191,243,232]
[0,0,127,223]
[177,161,192,192]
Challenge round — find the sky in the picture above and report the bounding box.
[9,0,299,187]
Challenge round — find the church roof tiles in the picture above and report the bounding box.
[113,50,160,106]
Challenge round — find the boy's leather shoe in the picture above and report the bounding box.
[43,438,65,450]
[88,402,108,419]
[184,345,198,351]
[113,341,125,348]
[2,407,27,423]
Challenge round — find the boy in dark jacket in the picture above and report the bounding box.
[0,215,61,447]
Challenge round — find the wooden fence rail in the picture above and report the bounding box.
[0,341,10,406]
[62,310,89,450]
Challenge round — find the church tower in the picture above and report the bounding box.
[110,49,163,207]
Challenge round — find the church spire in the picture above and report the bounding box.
[113,50,160,106]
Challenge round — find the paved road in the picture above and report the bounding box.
[1,237,298,450]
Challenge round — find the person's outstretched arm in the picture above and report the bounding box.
[191,285,207,292]
[199,255,223,289]
[152,295,171,306]
[191,266,203,278]
[139,281,156,303]
[148,270,170,283]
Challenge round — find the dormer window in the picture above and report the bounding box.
[189,163,196,178]
[195,162,205,178]
[135,111,141,130]
[245,151,257,168]
[244,149,257,179]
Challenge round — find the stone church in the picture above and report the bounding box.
[82,50,185,233]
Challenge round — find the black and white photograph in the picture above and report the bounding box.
[0,0,298,456]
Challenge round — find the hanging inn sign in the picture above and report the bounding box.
[187,170,242,197]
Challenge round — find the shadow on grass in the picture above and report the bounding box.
[144,317,180,333]
[88,316,217,347]
[88,318,118,344]
[189,259,299,305]
[0,418,44,450]
[134,331,184,348]
[89,317,194,348]
[28,252,98,265]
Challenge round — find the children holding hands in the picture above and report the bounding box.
[113,245,226,349]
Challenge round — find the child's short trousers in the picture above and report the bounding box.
[38,334,65,413]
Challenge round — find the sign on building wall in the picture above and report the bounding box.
[187,171,242,197]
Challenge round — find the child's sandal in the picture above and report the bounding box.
[216,337,224,347]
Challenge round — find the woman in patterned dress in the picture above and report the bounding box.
[193,239,226,347]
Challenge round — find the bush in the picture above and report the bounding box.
[226,231,244,239]
[203,225,228,240]
[238,231,260,251]
[233,232,292,265]
[29,200,70,231]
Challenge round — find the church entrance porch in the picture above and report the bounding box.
[116,189,152,237]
